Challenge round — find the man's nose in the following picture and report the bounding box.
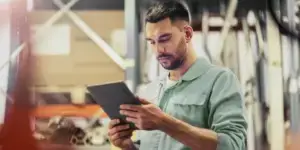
[154,44,165,53]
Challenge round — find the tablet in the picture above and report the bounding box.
[87,81,141,125]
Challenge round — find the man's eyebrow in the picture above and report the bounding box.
[145,33,172,41]
[145,38,153,41]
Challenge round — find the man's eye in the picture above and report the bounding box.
[159,39,168,43]
[159,37,171,43]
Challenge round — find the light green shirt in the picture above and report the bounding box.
[136,57,247,150]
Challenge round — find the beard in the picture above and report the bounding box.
[157,48,186,70]
[157,37,187,70]
[158,55,185,70]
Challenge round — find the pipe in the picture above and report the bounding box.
[253,12,266,62]
[215,0,238,65]
[202,9,213,63]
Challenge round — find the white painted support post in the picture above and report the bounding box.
[266,12,285,150]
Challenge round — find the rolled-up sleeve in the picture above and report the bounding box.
[208,70,248,150]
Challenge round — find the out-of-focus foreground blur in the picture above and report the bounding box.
[0,0,299,150]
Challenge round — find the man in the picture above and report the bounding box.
[108,0,247,150]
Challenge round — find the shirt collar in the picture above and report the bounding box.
[181,57,211,81]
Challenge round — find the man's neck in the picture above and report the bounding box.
[169,52,197,81]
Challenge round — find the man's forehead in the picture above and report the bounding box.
[145,27,173,39]
[145,20,176,39]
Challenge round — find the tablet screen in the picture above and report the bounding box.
[87,82,140,123]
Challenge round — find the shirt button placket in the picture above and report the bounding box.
[151,132,160,150]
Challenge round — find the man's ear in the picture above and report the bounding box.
[184,25,193,43]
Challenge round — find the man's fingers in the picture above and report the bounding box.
[108,124,130,136]
[120,110,138,118]
[113,136,132,146]
[110,129,133,141]
[113,138,122,146]
[126,117,139,124]
[108,119,120,129]
[120,104,140,111]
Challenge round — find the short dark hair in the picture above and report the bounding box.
[145,0,191,25]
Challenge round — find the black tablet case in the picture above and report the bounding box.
[87,82,141,124]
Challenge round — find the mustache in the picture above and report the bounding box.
[157,53,173,59]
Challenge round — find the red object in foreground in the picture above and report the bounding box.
[0,0,59,149]
[0,0,39,148]
[0,27,38,150]
[0,0,40,147]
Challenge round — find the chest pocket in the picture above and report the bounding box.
[168,93,208,128]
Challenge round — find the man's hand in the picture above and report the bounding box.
[108,119,135,149]
[120,98,166,130]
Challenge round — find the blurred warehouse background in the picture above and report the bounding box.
[0,0,300,150]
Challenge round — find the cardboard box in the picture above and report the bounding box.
[29,10,125,86]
